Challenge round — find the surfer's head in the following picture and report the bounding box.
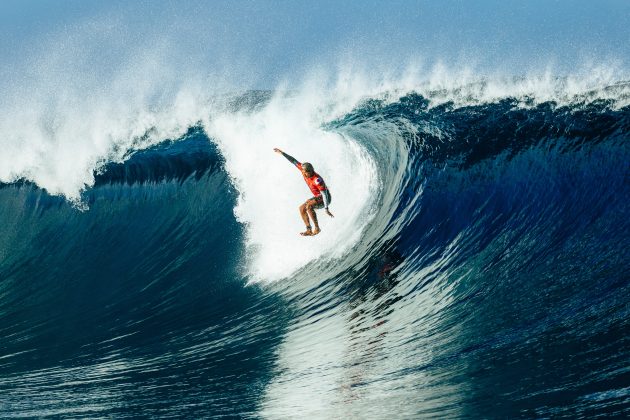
[301,162,314,177]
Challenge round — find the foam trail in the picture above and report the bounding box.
[204,88,378,282]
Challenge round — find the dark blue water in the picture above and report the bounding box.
[1,91,629,418]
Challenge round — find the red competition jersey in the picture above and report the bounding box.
[297,163,327,197]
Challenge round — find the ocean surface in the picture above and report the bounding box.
[1,79,629,418]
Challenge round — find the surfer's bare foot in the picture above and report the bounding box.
[311,227,321,236]
[300,227,313,236]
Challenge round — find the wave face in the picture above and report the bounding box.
[1,84,629,418]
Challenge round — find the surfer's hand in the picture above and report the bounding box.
[273,148,282,154]
[326,209,334,218]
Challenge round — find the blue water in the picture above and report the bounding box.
[1,89,629,417]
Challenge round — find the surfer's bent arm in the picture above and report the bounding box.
[321,188,330,209]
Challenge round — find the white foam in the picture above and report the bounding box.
[2,45,627,201]
[204,86,379,282]
[0,14,236,203]
[410,60,630,108]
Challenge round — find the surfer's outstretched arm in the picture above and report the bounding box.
[273,148,300,168]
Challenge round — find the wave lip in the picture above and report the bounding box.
[92,127,222,187]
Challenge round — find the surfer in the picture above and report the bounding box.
[274,148,334,236]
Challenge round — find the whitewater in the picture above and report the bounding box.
[1,59,629,418]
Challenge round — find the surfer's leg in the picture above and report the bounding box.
[299,202,313,235]
[299,202,311,227]
[305,199,320,235]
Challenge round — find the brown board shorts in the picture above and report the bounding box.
[309,190,332,209]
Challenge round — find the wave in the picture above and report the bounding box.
[1,77,629,417]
